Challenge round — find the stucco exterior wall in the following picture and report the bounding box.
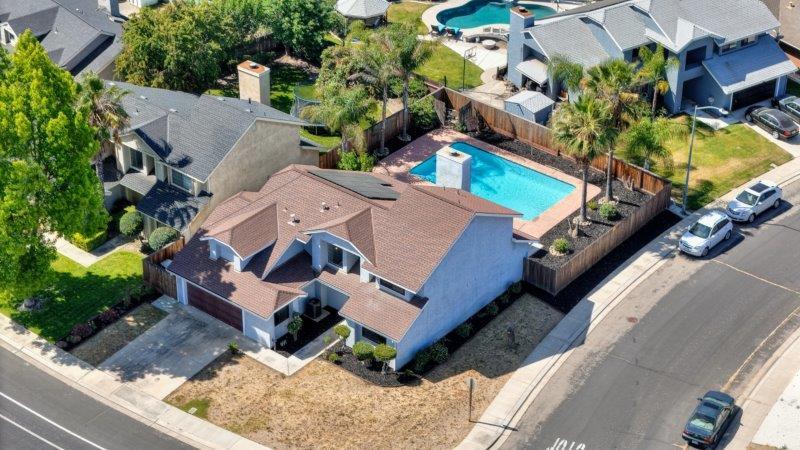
[244,309,274,347]
[395,215,532,369]
[508,11,536,87]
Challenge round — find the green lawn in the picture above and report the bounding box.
[651,117,792,210]
[0,252,145,342]
[176,398,211,419]
[788,79,800,97]
[387,1,432,35]
[417,43,483,89]
[300,128,341,148]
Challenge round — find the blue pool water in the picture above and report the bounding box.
[437,1,556,29]
[409,142,574,220]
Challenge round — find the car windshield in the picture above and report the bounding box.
[689,222,712,238]
[736,191,758,205]
[689,413,715,433]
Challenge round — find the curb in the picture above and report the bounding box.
[0,315,268,450]
[458,157,800,449]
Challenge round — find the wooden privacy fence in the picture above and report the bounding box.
[317,108,407,169]
[319,147,340,169]
[142,237,185,299]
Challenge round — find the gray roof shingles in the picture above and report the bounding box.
[703,37,797,94]
[136,181,210,232]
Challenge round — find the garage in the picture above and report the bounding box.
[187,284,243,331]
[732,79,776,110]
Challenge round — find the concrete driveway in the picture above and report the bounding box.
[99,300,240,399]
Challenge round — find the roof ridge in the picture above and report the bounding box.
[304,206,373,233]
[409,184,480,214]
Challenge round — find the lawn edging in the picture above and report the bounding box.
[458,155,800,450]
[0,313,267,450]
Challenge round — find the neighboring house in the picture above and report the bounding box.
[0,0,123,78]
[103,62,320,238]
[508,0,797,113]
[762,0,800,62]
[504,90,555,124]
[167,165,535,370]
[335,0,389,27]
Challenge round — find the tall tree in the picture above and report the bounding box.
[551,96,616,222]
[352,30,398,156]
[265,0,338,61]
[300,82,375,153]
[584,59,639,201]
[77,72,130,184]
[385,23,433,141]
[0,32,108,288]
[547,54,584,101]
[636,44,679,116]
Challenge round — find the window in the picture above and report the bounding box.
[130,149,143,170]
[327,244,343,268]
[274,305,290,325]
[379,278,406,297]
[171,170,193,192]
[361,327,386,345]
[743,35,757,46]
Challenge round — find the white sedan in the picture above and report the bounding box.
[679,211,733,257]
[726,180,783,223]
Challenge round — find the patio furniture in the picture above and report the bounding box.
[430,24,440,36]
[482,39,497,50]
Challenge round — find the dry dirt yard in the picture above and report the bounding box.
[70,303,167,366]
[166,294,563,449]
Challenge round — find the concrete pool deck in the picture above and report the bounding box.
[421,0,580,36]
[374,129,600,239]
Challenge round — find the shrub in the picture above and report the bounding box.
[287,316,303,341]
[228,341,239,355]
[485,301,499,317]
[69,228,108,251]
[374,344,397,373]
[510,281,523,295]
[389,76,427,99]
[337,150,375,172]
[553,238,570,254]
[587,199,599,210]
[412,349,432,373]
[456,322,473,339]
[352,341,374,362]
[323,334,332,345]
[98,308,119,325]
[334,324,351,340]
[148,227,180,250]
[599,202,620,220]
[327,352,341,363]
[409,96,437,131]
[70,323,94,339]
[498,292,510,305]
[428,341,449,364]
[119,211,144,238]
[67,334,82,345]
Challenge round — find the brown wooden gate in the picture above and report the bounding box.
[187,284,243,331]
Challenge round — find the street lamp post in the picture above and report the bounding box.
[682,103,728,215]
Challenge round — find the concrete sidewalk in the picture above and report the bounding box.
[0,313,266,449]
[458,156,800,449]
[52,233,141,267]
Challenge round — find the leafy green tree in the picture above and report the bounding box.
[119,211,144,238]
[584,59,639,201]
[148,227,180,250]
[385,23,433,141]
[77,72,130,184]
[353,30,398,156]
[551,96,616,222]
[636,44,679,116]
[623,116,685,172]
[265,0,338,60]
[547,54,584,101]
[115,1,230,92]
[373,344,397,374]
[300,83,375,153]
[0,32,108,288]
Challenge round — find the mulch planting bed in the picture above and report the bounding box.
[274,306,341,357]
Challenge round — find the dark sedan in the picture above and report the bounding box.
[771,95,800,123]
[745,106,799,140]
[682,391,736,448]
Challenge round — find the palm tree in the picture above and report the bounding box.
[551,96,616,223]
[623,116,686,171]
[351,29,398,157]
[547,54,584,101]
[300,82,375,153]
[77,72,130,184]
[636,44,679,116]
[584,59,639,201]
[386,23,434,141]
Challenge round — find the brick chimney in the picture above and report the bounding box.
[98,0,120,16]
[435,146,472,191]
[237,60,271,106]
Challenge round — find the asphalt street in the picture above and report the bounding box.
[0,346,194,450]
[504,179,800,450]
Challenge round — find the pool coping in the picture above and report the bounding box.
[374,128,601,240]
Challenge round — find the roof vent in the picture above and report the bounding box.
[289,213,300,225]
[321,202,329,211]
[245,108,252,113]
[169,108,178,113]
[518,6,527,13]
[139,95,147,100]
[249,62,259,69]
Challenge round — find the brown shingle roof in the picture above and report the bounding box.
[204,202,278,258]
[306,208,376,263]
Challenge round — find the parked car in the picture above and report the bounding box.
[679,211,733,257]
[771,95,800,123]
[726,180,783,223]
[682,391,736,448]
[744,106,799,140]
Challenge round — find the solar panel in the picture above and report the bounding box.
[309,169,399,200]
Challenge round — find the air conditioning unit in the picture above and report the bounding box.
[306,298,322,319]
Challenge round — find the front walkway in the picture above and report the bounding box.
[52,233,141,267]
[458,151,800,449]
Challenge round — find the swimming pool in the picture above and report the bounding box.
[409,142,574,220]
[436,1,556,29]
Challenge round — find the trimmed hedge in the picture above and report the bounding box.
[148,227,180,250]
[119,211,144,237]
[353,341,375,361]
[69,229,108,252]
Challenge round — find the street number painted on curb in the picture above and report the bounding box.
[546,438,586,450]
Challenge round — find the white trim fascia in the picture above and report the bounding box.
[303,230,375,266]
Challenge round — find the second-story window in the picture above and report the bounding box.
[327,244,343,268]
[130,149,143,170]
[379,278,406,297]
[171,170,193,192]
